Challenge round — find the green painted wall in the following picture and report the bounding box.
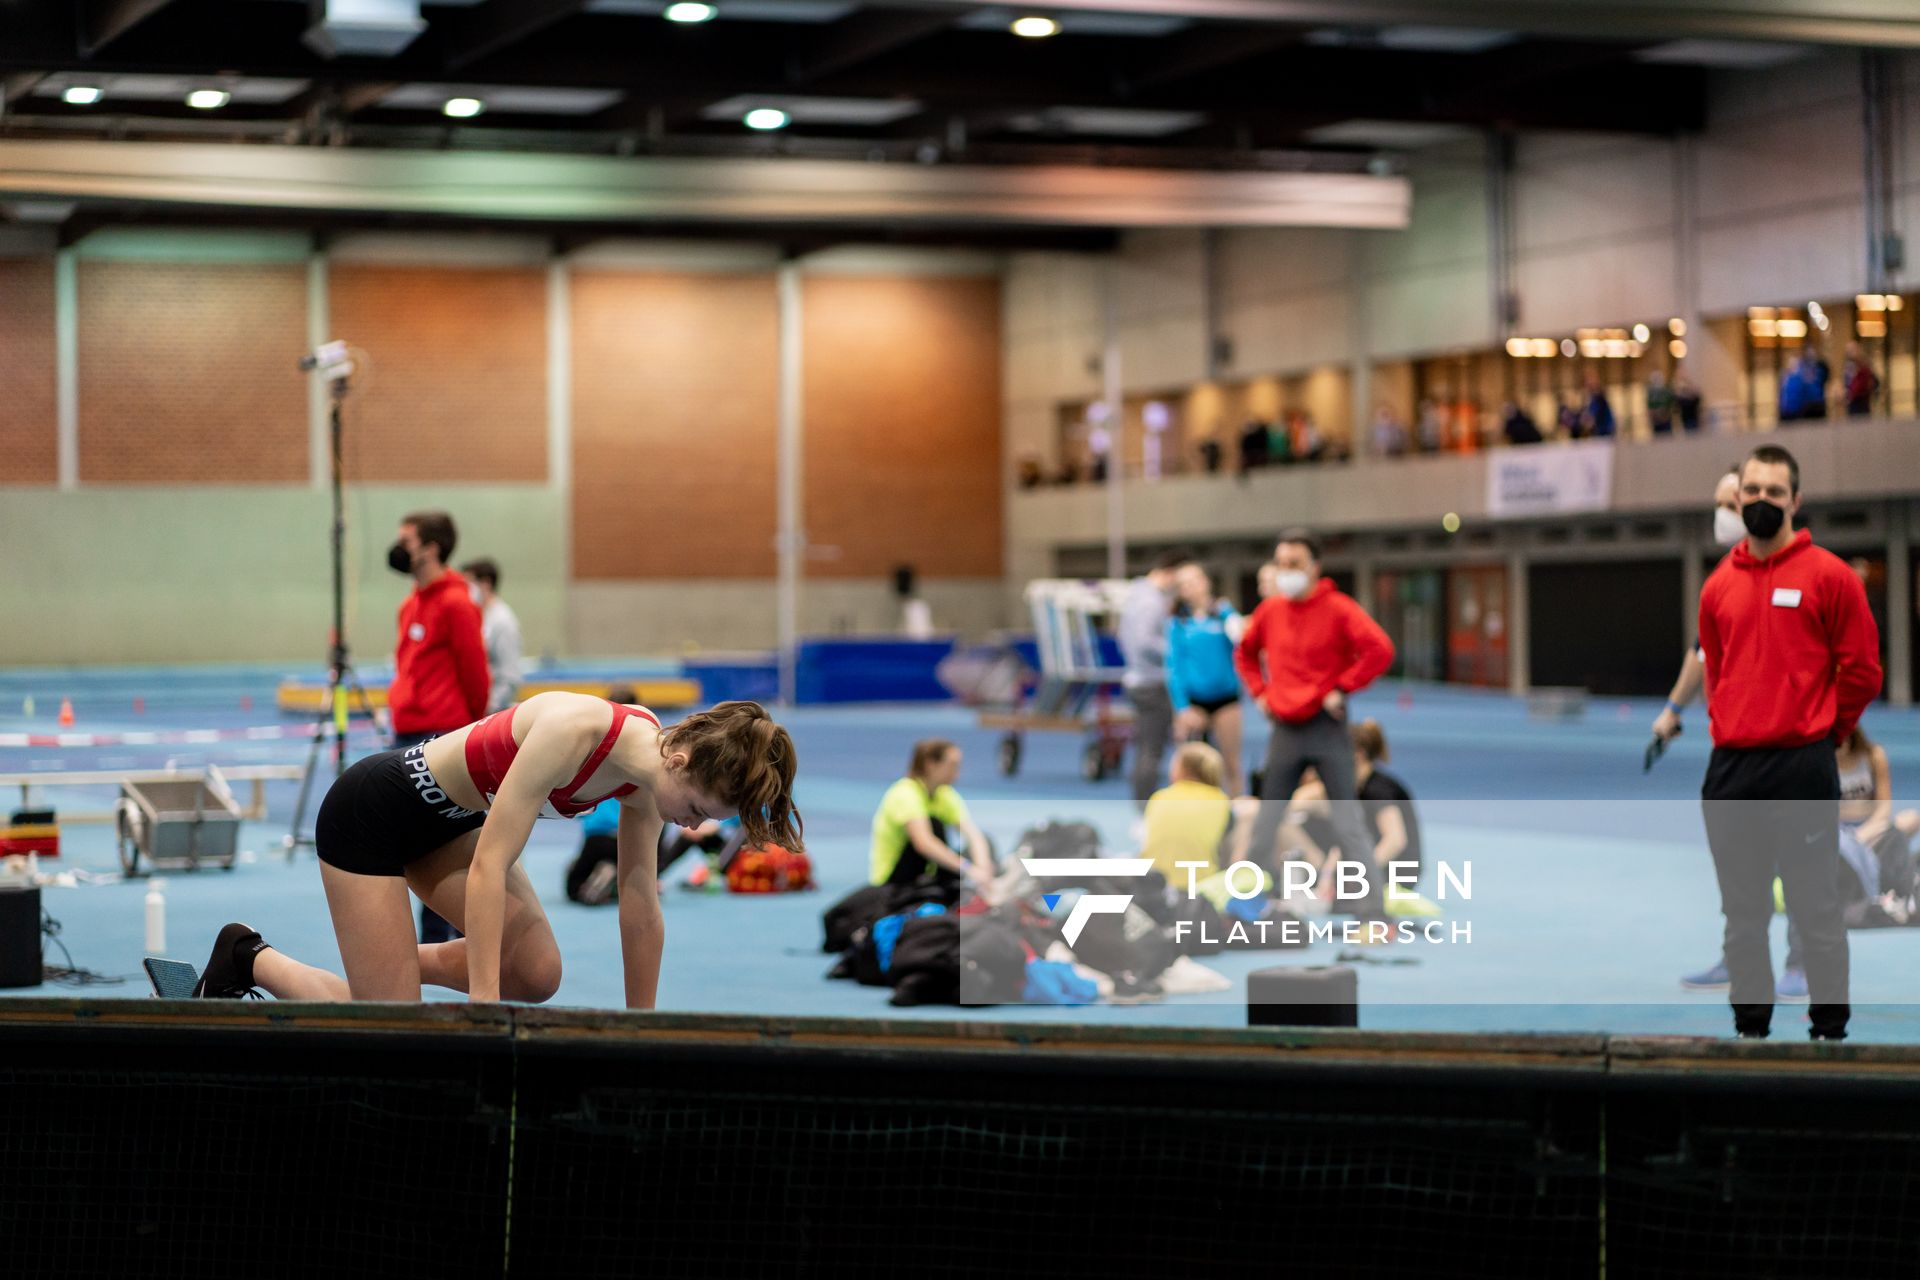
[0,486,565,665]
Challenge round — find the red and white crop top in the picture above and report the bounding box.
[463,701,660,819]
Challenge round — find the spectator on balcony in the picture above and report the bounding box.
[1843,343,1879,418]
[1806,345,1832,418]
[1647,369,1677,436]
[1371,406,1409,457]
[1674,367,1703,432]
[1290,410,1325,464]
[1582,376,1616,438]
[1266,418,1294,467]
[1416,399,1445,453]
[1450,400,1484,453]
[1779,355,1813,423]
[1501,400,1543,446]
[1782,347,1830,423]
[1238,419,1269,472]
[1556,392,1584,440]
[1196,433,1225,474]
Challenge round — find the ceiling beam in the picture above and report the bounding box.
[2,73,51,111]
[283,80,404,121]
[786,9,961,86]
[80,0,180,58]
[0,138,1413,229]
[421,0,595,73]
[1118,24,1300,94]
[87,200,1124,251]
[888,0,1920,51]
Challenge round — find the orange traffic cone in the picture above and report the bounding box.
[58,698,74,727]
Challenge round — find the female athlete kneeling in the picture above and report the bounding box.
[192,695,799,1008]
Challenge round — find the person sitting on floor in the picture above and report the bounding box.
[1265,720,1422,919]
[1141,742,1234,884]
[870,739,994,890]
[562,685,746,903]
[1835,724,1920,928]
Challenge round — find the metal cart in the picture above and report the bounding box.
[116,767,243,876]
[974,579,1135,783]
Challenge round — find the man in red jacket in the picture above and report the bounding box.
[1233,530,1395,911]
[1699,445,1881,1040]
[386,509,490,943]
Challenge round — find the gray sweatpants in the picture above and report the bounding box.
[1127,683,1174,808]
[1245,710,1381,915]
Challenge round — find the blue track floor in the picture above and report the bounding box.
[4,667,1920,1042]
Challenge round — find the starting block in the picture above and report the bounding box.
[143,957,200,999]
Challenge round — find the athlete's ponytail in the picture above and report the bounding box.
[663,701,802,852]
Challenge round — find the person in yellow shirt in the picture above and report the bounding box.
[1142,743,1233,882]
[870,739,994,888]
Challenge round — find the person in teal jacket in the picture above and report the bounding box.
[1167,562,1247,796]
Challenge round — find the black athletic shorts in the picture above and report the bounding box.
[1189,693,1240,716]
[315,744,487,877]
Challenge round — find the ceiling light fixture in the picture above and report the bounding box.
[186,89,231,110]
[443,97,484,118]
[62,85,103,106]
[1011,16,1061,38]
[744,107,789,130]
[665,2,718,22]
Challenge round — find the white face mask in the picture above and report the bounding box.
[1713,506,1746,547]
[1275,569,1312,600]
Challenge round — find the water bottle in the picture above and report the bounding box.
[145,878,166,955]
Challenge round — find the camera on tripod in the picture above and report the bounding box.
[297,340,354,383]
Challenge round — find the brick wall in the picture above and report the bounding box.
[77,260,307,484]
[328,264,548,483]
[32,254,1004,588]
[570,270,780,579]
[802,274,1003,577]
[0,258,58,485]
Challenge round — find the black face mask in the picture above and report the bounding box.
[1741,499,1787,540]
[387,542,415,575]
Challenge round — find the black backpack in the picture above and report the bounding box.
[836,902,946,988]
[1068,902,1179,983]
[821,880,953,955]
[1010,821,1102,868]
[822,885,896,954]
[888,916,1027,1007]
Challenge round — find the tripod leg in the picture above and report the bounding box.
[285,681,338,856]
[342,663,389,748]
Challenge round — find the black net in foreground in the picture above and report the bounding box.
[0,1005,510,1279]
[4,1002,1920,1279]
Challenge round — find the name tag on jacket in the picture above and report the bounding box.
[1771,588,1803,608]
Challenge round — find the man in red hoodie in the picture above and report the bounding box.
[386,509,490,944]
[1698,445,1881,1041]
[1234,530,1395,911]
